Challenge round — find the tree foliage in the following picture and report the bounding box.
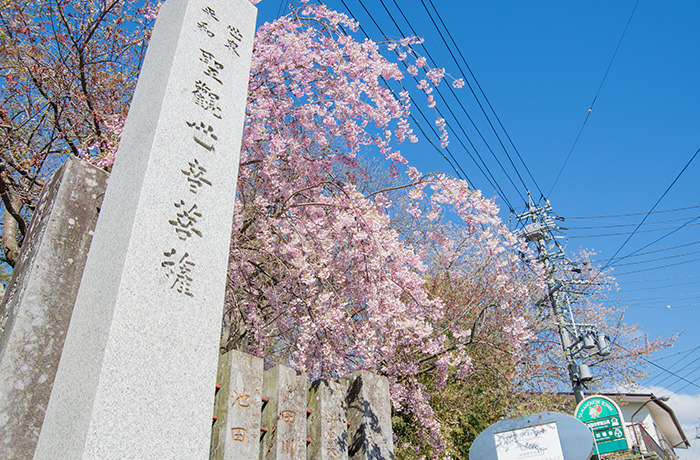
[0,0,159,265]
[219,4,543,447]
[391,247,672,458]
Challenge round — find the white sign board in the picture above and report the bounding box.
[495,422,565,460]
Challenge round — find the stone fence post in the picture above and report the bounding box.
[211,352,395,460]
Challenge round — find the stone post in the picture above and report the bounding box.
[307,379,349,460]
[260,365,307,459]
[0,158,108,459]
[346,371,395,460]
[211,350,264,459]
[32,0,257,457]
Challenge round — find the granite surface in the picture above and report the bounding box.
[0,158,108,459]
[346,371,395,460]
[32,0,257,457]
[210,350,263,459]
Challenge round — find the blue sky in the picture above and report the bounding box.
[256,0,700,454]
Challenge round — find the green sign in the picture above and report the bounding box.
[575,396,629,455]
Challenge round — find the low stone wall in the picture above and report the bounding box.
[211,350,394,460]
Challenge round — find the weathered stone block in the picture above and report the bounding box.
[211,349,264,459]
[260,365,307,460]
[346,371,394,460]
[307,378,349,460]
[0,157,107,459]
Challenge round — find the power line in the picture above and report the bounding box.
[600,146,700,269]
[626,302,700,309]
[373,0,527,208]
[615,342,700,391]
[334,1,478,186]
[409,110,471,182]
[651,353,700,389]
[608,249,700,269]
[610,216,700,268]
[646,347,700,386]
[341,0,520,212]
[619,291,700,303]
[621,273,700,284]
[275,0,287,19]
[565,204,700,220]
[407,0,533,201]
[614,255,700,276]
[589,240,700,264]
[568,220,700,238]
[656,365,700,393]
[674,365,700,393]
[651,345,700,362]
[549,0,641,196]
[421,0,547,200]
[334,0,491,197]
[565,214,700,230]
[622,279,700,292]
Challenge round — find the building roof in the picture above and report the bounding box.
[601,392,691,450]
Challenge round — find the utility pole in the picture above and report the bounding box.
[517,194,609,404]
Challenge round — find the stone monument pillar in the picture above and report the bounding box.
[307,379,350,460]
[32,0,257,458]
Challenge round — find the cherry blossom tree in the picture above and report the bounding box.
[216,4,557,449]
[0,0,158,266]
[0,0,542,450]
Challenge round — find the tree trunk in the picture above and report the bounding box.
[2,194,23,267]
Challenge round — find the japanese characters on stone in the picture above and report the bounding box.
[161,5,246,298]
